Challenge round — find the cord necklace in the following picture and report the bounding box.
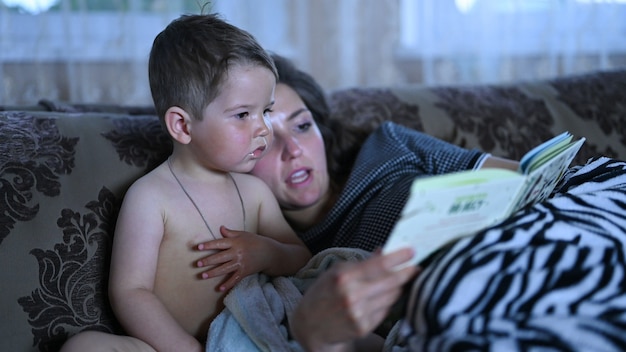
[167,157,246,240]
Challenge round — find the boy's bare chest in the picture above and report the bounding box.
[165,189,249,246]
[153,191,250,335]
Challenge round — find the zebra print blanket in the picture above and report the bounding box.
[393,157,626,351]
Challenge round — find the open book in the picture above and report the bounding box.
[383,132,585,268]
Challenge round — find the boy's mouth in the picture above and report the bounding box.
[248,136,268,158]
[249,144,266,158]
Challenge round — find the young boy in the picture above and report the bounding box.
[62,14,311,352]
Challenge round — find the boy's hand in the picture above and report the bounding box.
[195,226,274,292]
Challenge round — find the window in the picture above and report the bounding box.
[0,0,298,104]
[397,0,626,84]
[1,0,202,62]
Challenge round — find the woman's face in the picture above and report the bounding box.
[251,83,329,211]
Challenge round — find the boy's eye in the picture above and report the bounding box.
[236,112,248,119]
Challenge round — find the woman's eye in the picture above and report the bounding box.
[297,122,312,132]
[263,109,273,116]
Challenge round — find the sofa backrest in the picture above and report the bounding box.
[329,69,626,166]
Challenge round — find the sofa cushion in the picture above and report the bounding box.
[0,111,171,351]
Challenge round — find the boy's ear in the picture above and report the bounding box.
[164,106,192,144]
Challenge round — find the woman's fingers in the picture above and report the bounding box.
[377,247,416,271]
[350,249,419,292]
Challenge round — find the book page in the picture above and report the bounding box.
[519,131,571,173]
[511,137,585,211]
[383,132,585,269]
[383,169,524,268]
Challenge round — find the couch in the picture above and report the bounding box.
[1,69,625,352]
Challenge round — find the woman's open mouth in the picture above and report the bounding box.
[287,169,310,185]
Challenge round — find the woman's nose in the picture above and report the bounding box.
[282,136,303,159]
[274,135,302,160]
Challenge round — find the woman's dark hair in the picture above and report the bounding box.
[271,54,358,192]
[270,55,332,143]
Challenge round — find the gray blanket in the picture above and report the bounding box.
[205,247,371,351]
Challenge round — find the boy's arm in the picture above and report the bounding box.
[195,177,311,290]
[197,222,311,292]
[109,182,202,352]
[253,183,312,275]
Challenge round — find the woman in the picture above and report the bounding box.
[264,56,626,352]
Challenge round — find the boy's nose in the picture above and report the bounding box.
[258,114,272,136]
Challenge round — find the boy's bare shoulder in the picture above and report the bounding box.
[123,162,171,201]
[229,172,274,199]
[230,172,271,189]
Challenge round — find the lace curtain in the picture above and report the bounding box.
[1,0,624,105]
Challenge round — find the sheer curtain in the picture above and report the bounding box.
[213,0,401,90]
[1,0,624,105]
[0,0,190,105]
[397,0,626,85]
